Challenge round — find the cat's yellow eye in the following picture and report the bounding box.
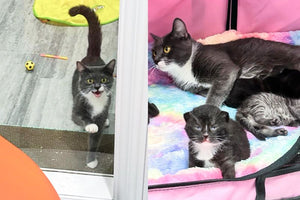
[163,46,171,54]
[87,78,94,84]
[101,78,108,83]
[152,49,157,57]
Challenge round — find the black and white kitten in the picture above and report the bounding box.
[184,105,250,179]
[69,5,115,168]
[236,93,300,140]
[151,18,300,107]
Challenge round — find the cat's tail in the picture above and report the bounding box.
[69,5,102,57]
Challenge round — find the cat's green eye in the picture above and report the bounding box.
[163,46,171,54]
[101,78,108,83]
[87,78,94,84]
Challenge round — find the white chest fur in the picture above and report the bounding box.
[84,92,109,117]
[192,141,221,168]
[157,44,211,90]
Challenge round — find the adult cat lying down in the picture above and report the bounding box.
[151,18,300,107]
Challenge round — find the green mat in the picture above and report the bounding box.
[33,0,119,26]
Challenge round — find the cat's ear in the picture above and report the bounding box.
[77,61,87,72]
[183,112,191,122]
[104,59,116,76]
[172,18,189,39]
[150,33,160,41]
[218,111,229,122]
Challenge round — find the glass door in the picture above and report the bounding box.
[0,0,148,199]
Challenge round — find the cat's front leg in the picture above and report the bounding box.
[85,123,99,133]
[72,109,98,133]
[206,69,239,107]
[218,159,236,179]
[189,157,204,168]
[187,86,209,97]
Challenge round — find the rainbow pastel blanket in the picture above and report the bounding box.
[148,30,300,186]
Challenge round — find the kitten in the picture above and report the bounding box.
[225,69,300,108]
[236,93,300,140]
[151,18,300,107]
[69,5,116,168]
[184,105,250,179]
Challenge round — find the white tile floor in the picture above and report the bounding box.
[0,0,118,134]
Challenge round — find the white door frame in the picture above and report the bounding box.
[114,0,148,198]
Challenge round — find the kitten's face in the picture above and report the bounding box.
[77,60,115,98]
[151,18,193,72]
[184,105,229,144]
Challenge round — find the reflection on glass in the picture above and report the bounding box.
[0,2,118,174]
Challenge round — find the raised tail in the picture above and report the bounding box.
[69,5,101,57]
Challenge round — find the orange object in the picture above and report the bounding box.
[0,136,60,200]
[40,53,68,60]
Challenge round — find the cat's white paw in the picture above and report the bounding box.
[85,124,98,133]
[87,159,98,169]
[104,119,110,127]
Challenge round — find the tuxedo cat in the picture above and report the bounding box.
[236,93,300,140]
[70,5,115,168]
[151,18,300,107]
[184,105,250,179]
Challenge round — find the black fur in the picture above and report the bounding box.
[224,69,300,108]
[148,102,159,123]
[69,5,103,65]
[184,105,250,179]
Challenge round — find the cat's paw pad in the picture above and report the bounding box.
[87,159,98,169]
[275,128,288,136]
[269,118,280,126]
[85,124,98,133]
[104,119,110,127]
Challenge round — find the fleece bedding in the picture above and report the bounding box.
[148,30,300,186]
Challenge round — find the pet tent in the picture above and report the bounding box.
[148,1,300,199]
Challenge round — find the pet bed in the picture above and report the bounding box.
[148,30,300,199]
[33,0,119,26]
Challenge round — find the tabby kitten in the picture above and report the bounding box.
[184,105,250,179]
[151,18,300,107]
[70,5,116,168]
[236,93,300,140]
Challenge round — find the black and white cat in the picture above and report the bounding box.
[151,18,300,107]
[236,93,300,140]
[69,5,115,168]
[184,105,250,179]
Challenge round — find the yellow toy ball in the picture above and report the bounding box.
[25,61,35,71]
